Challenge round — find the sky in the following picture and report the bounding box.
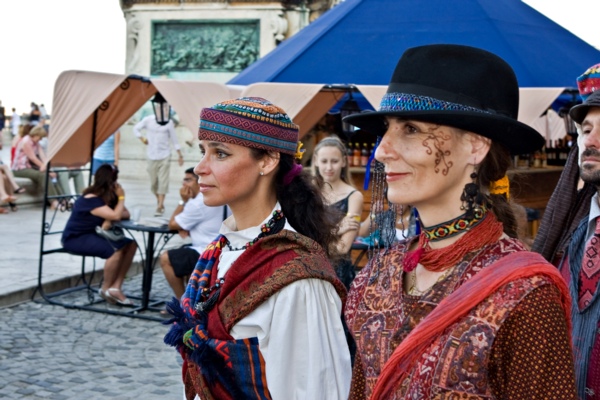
[0,0,598,116]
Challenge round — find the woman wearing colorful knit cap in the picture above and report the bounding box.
[164,97,351,399]
[342,44,577,399]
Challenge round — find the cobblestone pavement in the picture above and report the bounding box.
[0,272,184,399]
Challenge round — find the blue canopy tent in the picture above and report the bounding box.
[229,0,600,88]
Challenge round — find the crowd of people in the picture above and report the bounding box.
[0,101,55,212]
[2,44,600,400]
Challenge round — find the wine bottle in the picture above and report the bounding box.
[361,143,369,167]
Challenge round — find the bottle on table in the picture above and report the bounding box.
[360,143,369,167]
[353,143,361,167]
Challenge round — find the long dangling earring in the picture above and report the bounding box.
[460,166,483,220]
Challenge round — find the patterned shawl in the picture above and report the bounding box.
[532,144,595,263]
[371,251,572,399]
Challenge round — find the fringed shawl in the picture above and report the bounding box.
[371,251,572,399]
[164,230,346,400]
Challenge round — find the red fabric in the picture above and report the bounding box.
[578,218,600,310]
[403,212,503,272]
[186,230,345,400]
[371,251,572,400]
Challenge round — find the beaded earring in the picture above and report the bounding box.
[460,167,485,220]
[366,137,398,283]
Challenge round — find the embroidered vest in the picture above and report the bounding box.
[564,218,600,399]
[186,230,346,400]
[345,238,555,399]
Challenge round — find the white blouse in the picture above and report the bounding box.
[192,204,351,400]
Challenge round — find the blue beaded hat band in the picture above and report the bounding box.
[199,97,299,156]
[344,44,545,155]
[379,93,493,115]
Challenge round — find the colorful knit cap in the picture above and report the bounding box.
[577,63,600,100]
[198,97,300,155]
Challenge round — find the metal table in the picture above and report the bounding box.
[116,220,176,311]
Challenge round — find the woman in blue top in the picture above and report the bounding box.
[92,130,120,175]
[61,164,137,306]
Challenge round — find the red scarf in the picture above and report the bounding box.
[372,251,572,399]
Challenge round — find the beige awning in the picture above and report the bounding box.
[48,71,235,167]
[47,71,568,167]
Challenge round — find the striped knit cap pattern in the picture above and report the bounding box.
[198,97,299,155]
[577,63,600,100]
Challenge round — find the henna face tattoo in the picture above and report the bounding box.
[422,126,453,175]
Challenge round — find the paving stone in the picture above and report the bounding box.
[0,273,182,398]
[16,387,37,395]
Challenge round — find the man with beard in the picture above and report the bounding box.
[534,87,600,399]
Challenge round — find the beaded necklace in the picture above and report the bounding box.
[402,211,503,273]
[196,277,225,313]
[406,265,455,296]
[422,207,486,242]
[225,209,285,251]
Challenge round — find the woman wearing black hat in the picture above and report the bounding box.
[343,45,576,399]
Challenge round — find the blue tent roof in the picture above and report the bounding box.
[229,0,600,88]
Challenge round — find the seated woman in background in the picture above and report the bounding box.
[61,164,137,306]
[0,163,23,212]
[312,135,364,289]
[0,137,24,213]
[11,124,31,164]
[11,126,61,208]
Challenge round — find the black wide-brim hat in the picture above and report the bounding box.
[344,44,544,155]
[569,89,600,124]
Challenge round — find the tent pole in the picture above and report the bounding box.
[88,109,98,186]
[35,163,51,298]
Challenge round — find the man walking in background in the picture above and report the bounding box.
[0,101,5,134]
[133,111,183,216]
[10,108,20,137]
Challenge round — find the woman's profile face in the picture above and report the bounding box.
[314,145,345,184]
[374,117,474,209]
[194,140,263,208]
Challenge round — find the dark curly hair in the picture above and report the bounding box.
[477,141,518,238]
[250,149,339,258]
[82,164,118,206]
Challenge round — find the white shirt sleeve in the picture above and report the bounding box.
[132,117,147,138]
[167,121,181,151]
[174,200,202,231]
[230,279,352,400]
